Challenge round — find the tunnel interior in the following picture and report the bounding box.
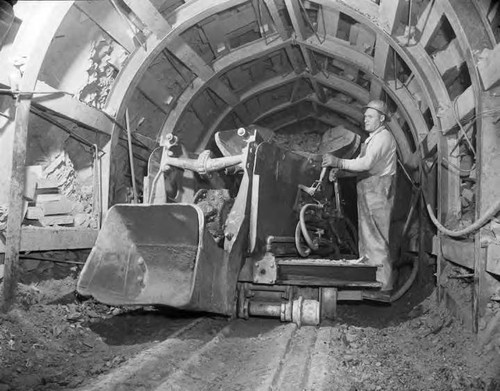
[1,0,500,348]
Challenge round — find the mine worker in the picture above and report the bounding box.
[322,100,397,300]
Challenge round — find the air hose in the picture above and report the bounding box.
[424,192,500,237]
[299,203,323,250]
[390,254,419,302]
[295,221,311,257]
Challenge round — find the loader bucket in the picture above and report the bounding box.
[77,203,228,312]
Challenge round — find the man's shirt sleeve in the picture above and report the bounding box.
[340,133,386,172]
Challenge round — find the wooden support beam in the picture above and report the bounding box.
[404,43,450,127]
[161,78,205,138]
[32,82,114,136]
[75,0,136,53]
[417,126,440,158]
[371,0,406,98]
[0,71,115,136]
[370,40,390,99]
[284,0,325,101]
[475,93,500,329]
[379,0,404,34]
[284,0,308,40]
[416,0,444,49]
[384,79,428,142]
[263,0,302,74]
[2,2,73,311]
[122,0,172,38]
[284,1,316,75]
[263,0,289,40]
[303,36,373,72]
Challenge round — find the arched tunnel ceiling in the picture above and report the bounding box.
[92,0,481,162]
[106,0,434,155]
[2,0,494,208]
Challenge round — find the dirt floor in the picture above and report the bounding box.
[0,256,499,391]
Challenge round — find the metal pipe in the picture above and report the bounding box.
[125,109,138,203]
[93,144,102,229]
[162,154,243,174]
[248,301,282,318]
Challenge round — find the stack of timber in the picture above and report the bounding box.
[24,166,75,227]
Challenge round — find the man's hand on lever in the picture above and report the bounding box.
[322,154,341,168]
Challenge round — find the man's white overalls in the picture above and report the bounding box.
[339,126,397,290]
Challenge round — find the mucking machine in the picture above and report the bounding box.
[77,125,383,326]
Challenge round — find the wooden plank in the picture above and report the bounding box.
[477,42,500,90]
[75,0,136,53]
[38,198,73,216]
[441,237,475,270]
[432,39,464,75]
[318,7,339,37]
[0,228,98,253]
[2,2,73,311]
[40,215,74,227]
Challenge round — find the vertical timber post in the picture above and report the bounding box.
[0,2,73,311]
[1,96,29,311]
